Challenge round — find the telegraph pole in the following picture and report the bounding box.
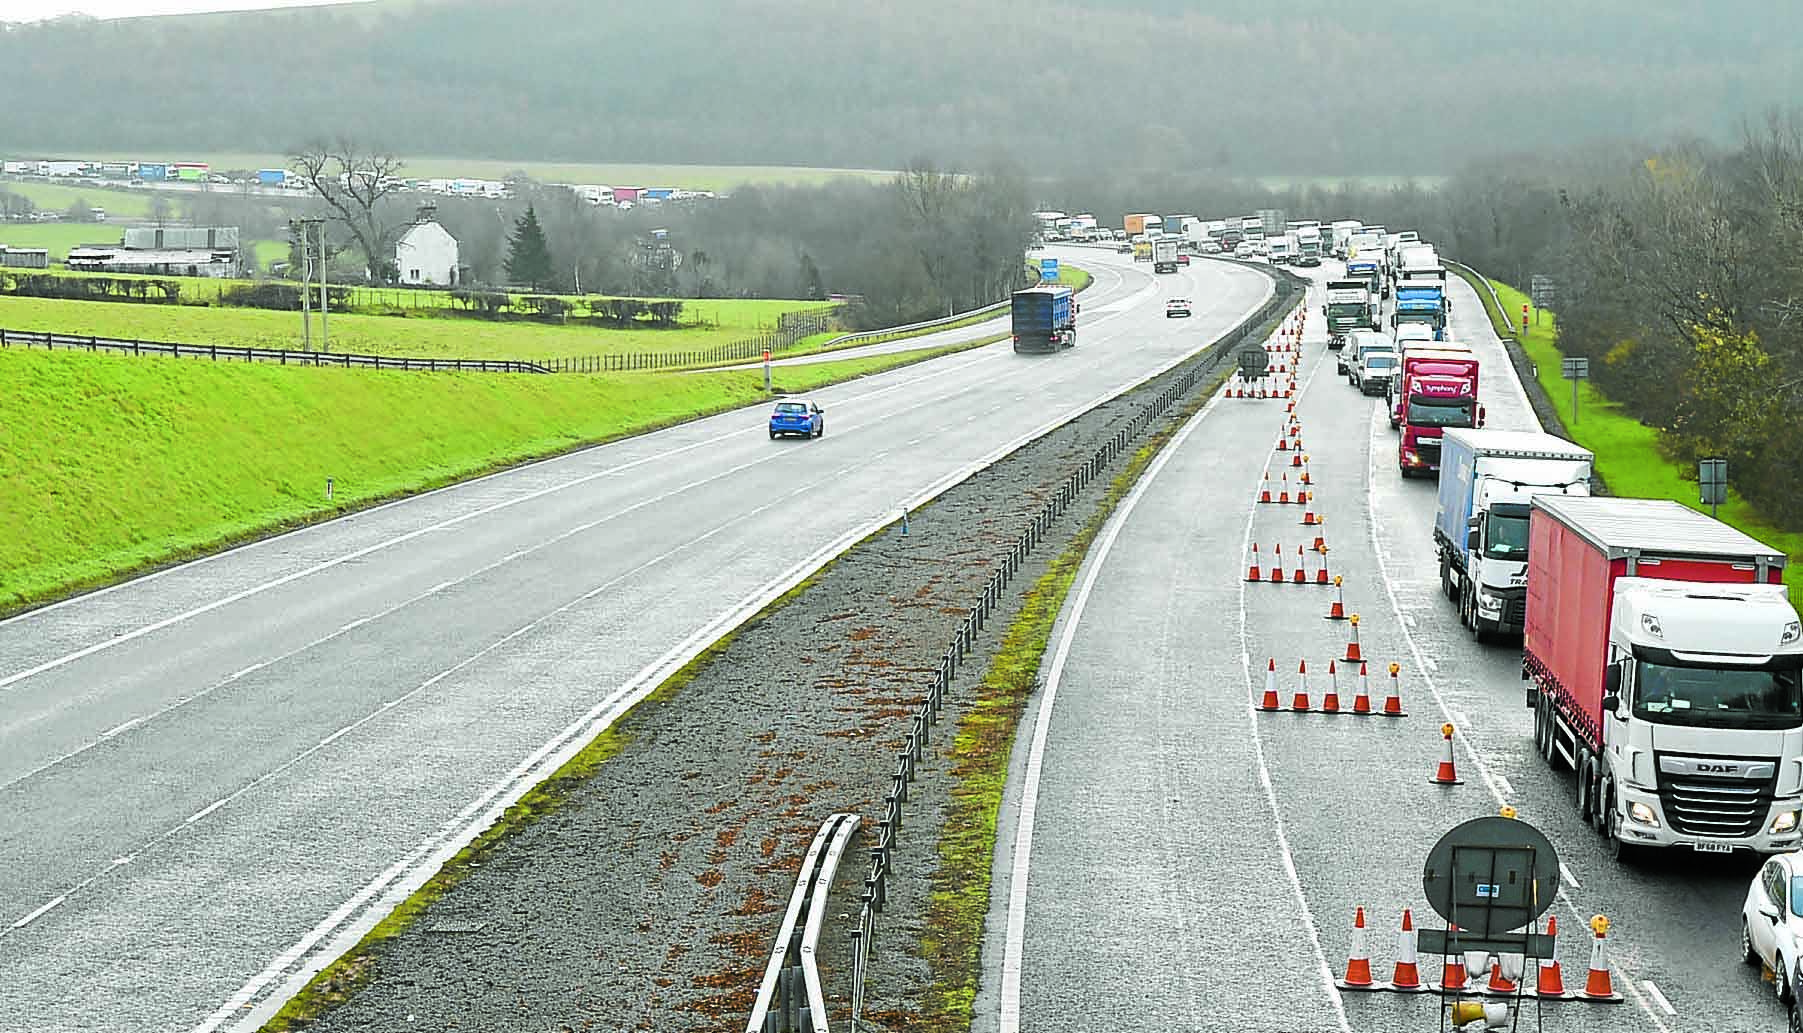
[315,220,329,353]
[291,219,312,351]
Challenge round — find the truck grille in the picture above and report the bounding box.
[1656,754,1776,838]
[1416,440,1441,466]
[1500,593,1526,629]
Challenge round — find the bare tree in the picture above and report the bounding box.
[289,140,407,282]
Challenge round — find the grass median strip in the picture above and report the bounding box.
[1456,267,1803,595]
[0,333,998,612]
[917,368,1231,1027]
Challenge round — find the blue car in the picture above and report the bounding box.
[769,399,825,439]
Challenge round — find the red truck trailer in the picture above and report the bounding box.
[1394,345,1480,477]
[1524,496,1803,860]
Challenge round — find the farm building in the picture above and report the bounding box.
[395,207,459,286]
[0,246,50,268]
[67,246,237,277]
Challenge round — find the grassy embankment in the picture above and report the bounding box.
[0,179,156,217]
[1457,268,1803,596]
[0,338,988,611]
[0,294,829,362]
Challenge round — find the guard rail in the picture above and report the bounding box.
[0,327,551,373]
[745,813,861,1033]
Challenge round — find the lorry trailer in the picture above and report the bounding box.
[1153,237,1180,274]
[1524,496,1803,860]
[1010,285,1076,353]
[1434,430,1593,639]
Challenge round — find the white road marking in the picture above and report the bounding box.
[1559,862,1581,888]
[318,725,355,748]
[1642,981,1677,1015]
[99,718,140,739]
[1495,775,1515,797]
[185,800,226,824]
[228,663,263,681]
[11,896,65,929]
[1361,402,1673,1033]
[338,618,368,632]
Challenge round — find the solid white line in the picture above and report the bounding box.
[1360,403,1673,1033]
[318,726,354,748]
[11,896,65,929]
[99,718,140,739]
[1642,980,1677,1015]
[1559,862,1581,888]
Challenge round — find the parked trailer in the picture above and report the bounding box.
[1525,496,1803,861]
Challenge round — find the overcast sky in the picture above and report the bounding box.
[1,0,369,21]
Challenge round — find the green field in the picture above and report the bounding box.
[1,180,156,218]
[0,294,829,362]
[42,152,897,191]
[0,222,127,259]
[1461,270,1803,596]
[0,337,985,609]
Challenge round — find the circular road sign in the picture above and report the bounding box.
[1421,815,1560,934]
[1236,345,1270,379]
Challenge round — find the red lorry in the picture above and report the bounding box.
[1524,496,1803,860]
[1394,345,1481,477]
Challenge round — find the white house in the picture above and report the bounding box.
[395,210,459,287]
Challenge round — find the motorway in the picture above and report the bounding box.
[0,247,1270,1032]
[984,262,1779,1031]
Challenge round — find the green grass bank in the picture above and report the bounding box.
[1457,268,1803,596]
[0,338,986,611]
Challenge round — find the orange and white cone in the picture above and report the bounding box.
[1535,915,1571,999]
[1343,614,1364,662]
[1315,546,1332,584]
[1292,544,1308,584]
[1430,723,1464,785]
[1290,660,1311,712]
[1336,907,1379,991]
[1437,924,1470,993]
[1321,660,1341,714]
[1382,661,1407,717]
[1245,543,1262,583]
[1257,658,1281,712]
[1291,451,1303,469]
[1258,473,1273,504]
[1277,434,1290,452]
[1268,543,1285,583]
[1576,915,1624,1002]
[1326,576,1348,621]
[1484,953,1523,996]
[1277,475,1292,505]
[1385,909,1429,993]
[1301,504,1320,526]
[1352,661,1374,715]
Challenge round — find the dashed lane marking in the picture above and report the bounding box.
[10,895,65,930]
[1643,981,1677,1015]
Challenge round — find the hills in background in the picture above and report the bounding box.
[1,0,1799,175]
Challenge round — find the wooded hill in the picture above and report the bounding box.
[2,0,1799,175]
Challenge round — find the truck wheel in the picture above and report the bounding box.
[1604,786,1641,864]
[1534,699,1553,766]
[1440,555,1457,602]
[1575,751,1594,824]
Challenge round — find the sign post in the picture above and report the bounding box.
[1560,356,1589,425]
[1040,258,1059,282]
[1521,303,1530,338]
[1530,275,1557,323]
[763,349,772,393]
[1699,458,1728,519]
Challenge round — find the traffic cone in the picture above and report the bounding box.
[1430,723,1464,785]
[1352,661,1373,714]
[1321,660,1341,713]
[1268,544,1285,583]
[1535,915,1571,999]
[1343,614,1364,662]
[1576,916,1624,1002]
[1382,662,1407,717]
[1290,660,1310,712]
[1290,423,1302,438]
[1245,543,1262,583]
[1277,434,1290,452]
[1258,473,1273,504]
[1292,544,1308,584]
[1277,475,1292,505]
[1257,658,1280,712]
[1437,924,1470,993]
[1326,577,1348,621]
[1336,907,1378,990]
[1315,547,1331,584]
[1290,451,1303,468]
[1484,954,1522,996]
[1385,909,1429,993]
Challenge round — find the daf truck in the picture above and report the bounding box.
[1153,237,1180,274]
[1435,430,1594,640]
[1324,279,1377,348]
[1524,496,1803,862]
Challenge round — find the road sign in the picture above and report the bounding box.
[1530,274,1557,310]
[1561,357,1589,425]
[1418,815,1560,957]
[1700,457,1728,516]
[1236,345,1270,379]
[1040,258,1059,281]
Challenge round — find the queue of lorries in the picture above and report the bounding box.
[1309,225,1803,897]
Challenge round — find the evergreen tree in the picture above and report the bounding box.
[505,205,555,291]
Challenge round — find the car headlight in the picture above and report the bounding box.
[1628,802,1660,827]
[1783,621,1801,646]
[1772,810,1800,834]
[1478,592,1501,611]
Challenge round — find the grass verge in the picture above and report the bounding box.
[0,333,997,613]
[257,564,830,1031]
[1454,266,1803,596]
[916,366,1231,1026]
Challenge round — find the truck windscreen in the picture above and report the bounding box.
[1634,658,1803,730]
[1406,397,1475,427]
[1485,503,1531,559]
[1328,303,1365,318]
